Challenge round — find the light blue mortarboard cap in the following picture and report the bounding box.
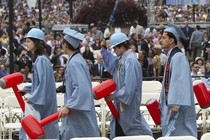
[164,27,179,43]
[25,28,45,41]
[167,22,187,40]
[63,27,85,49]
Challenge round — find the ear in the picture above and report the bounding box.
[169,37,175,44]
[62,42,67,49]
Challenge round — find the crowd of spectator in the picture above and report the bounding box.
[0,0,210,84]
[155,4,210,23]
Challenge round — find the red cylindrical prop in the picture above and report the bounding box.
[93,79,119,119]
[193,82,210,109]
[12,86,25,112]
[21,115,45,139]
[0,72,25,112]
[146,98,161,125]
[1,72,24,88]
[40,112,62,126]
[106,101,119,119]
[93,79,116,100]
[22,111,71,139]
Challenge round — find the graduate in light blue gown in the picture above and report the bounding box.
[19,28,59,139]
[159,26,197,137]
[59,28,99,140]
[99,32,152,139]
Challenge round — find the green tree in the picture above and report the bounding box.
[73,0,147,27]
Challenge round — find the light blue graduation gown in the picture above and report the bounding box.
[101,49,152,139]
[200,77,210,89]
[160,51,197,137]
[60,53,99,140]
[19,55,59,139]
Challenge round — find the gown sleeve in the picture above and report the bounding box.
[101,49,119,75]
[65,61,93,111]
[27,57,49,105]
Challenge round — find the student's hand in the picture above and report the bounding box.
[170,106,179,113]
[105,94,114,102]
[19,90,27,96]
[24,98,30,104]
[59,106,70,118]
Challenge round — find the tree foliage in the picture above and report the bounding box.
[73,0,147,26]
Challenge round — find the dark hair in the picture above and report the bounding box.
[1,48,6,56]
[31,20,36,26]
[150,27,154,32]
[165,31,177,45]
[179,38,187,49]
[196,25,201,30]
[25,22,30,27]
[29,38,48,62]
[63,39,80,51]
[130,33,136,39]
[116,40,130,50]
[191,62,198,68]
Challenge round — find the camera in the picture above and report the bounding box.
[56,85,66,93]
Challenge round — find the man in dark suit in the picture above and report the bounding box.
[91,54,111,81]
[92,63,111,79]
[141,33,153,58]
[181,20,194,56]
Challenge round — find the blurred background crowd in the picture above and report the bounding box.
[0,0,209,83]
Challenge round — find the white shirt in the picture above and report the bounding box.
[129,25,144,35]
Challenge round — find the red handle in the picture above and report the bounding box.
[12,86,25,112]
[0,72,25,112]
[40,111,71,127]
[106,101,119,119]
[40,112,60,126]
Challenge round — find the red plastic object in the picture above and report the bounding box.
[22,111,71,139]
[94,79,116,100]
[193,82,210,109]
[21,115,45,139]
[146,98,161,125]
[1,72,25,111]
[2,72,24,88]
[93,79,119,119]
[106,101,119,119]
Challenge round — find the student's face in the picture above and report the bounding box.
[160,32,172,51]
[113,46,123,56]
[26,38,35,52]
